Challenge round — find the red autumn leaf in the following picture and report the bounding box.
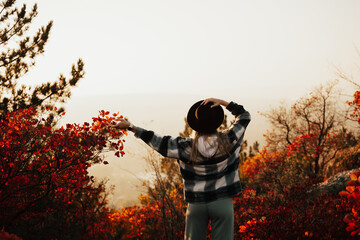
[339,191,350,197]
[347,181,357,186]
[0,107,126,239]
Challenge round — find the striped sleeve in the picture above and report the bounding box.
[134,127,190,159]
[225,102,251,143]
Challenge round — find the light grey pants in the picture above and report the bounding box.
[185,198,234,240]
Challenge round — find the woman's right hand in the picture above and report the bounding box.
[112,119,130,130]
[202,98,229,108]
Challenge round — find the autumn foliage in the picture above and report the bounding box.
[339,172,360,237]
[234,184,354,239]
[348,90,360,124]
[0,107,125,239]
[108,84,360,240]
[2,85,359,239]
[109,188,186,240]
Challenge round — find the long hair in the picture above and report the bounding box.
[190,131,231,163]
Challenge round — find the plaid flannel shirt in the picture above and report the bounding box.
[134,101,251,203]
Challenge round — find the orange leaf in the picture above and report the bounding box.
[352,208,358,217]
[340,191,350,197]
[350,173,358,181]
[347,186,356,193]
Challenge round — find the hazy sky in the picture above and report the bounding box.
[19,0,360,207]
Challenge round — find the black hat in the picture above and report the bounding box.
[187,100,224,134]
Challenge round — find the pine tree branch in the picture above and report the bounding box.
[0,16,22,44]
[0,24,52,93]
[0,46,32,68]
[0,4,6,15]
[0,3,33,45]
[0,0,15,16]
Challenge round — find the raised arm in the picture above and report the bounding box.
[112,119,190,159]
[224,101,251,143]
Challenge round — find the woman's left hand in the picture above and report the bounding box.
[202,98,229,108]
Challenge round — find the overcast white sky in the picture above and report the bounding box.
[19,0,360,207]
